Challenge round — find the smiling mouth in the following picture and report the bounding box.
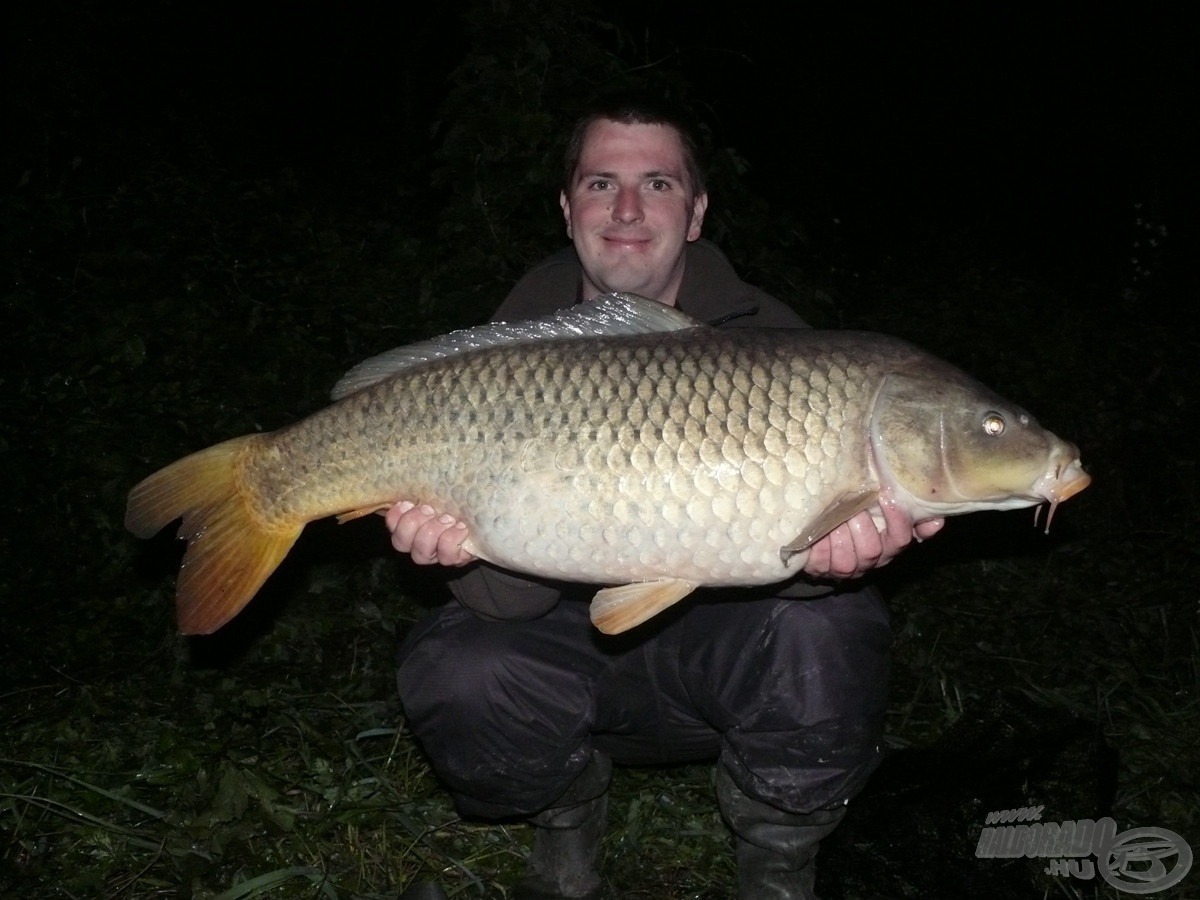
[603,234,652,247]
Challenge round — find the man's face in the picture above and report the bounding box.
[560,120,708,306]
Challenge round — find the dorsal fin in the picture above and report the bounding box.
[331,293,700,400]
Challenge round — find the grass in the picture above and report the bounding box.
[3,83,1198,900]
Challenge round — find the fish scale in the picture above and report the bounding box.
[126,294,1089,635]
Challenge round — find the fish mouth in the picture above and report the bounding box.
[1044,453,1091,503]
[1035,455,1090,531]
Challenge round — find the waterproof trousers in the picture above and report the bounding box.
[397,585,891,820]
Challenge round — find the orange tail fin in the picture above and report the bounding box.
[125,436,303,634]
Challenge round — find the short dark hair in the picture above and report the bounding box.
[562,94,707,198]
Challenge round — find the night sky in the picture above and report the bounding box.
[5,2,1193,300]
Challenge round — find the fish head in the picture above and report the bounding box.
[870,371,1091,520]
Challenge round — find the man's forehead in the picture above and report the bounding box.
[576,120,687,174]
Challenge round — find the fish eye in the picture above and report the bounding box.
[982,412,1006,436]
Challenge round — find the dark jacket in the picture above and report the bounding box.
[494,239,809,329]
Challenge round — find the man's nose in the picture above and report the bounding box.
[612,187,643,223]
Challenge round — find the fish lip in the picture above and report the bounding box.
[1051,469,1091,502]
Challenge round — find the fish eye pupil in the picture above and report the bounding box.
[983,413,1006,436]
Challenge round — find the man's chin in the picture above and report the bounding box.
[591,268,660,297]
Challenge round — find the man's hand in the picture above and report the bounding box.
[801,491,944,580]
[384,501,476,567]
[384,491,943,576]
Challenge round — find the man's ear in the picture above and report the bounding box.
[687,192,709,241]
[559,191,573,239]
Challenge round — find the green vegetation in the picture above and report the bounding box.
[2,3,1195,897]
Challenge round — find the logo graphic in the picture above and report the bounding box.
[1101,826,1193,894]
[976,808,1193,894]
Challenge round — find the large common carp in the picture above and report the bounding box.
[126,294,1090,635]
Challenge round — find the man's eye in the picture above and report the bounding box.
[588,180,611,190]
[649,179,670,191]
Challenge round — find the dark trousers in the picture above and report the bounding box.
[397,584,891,820]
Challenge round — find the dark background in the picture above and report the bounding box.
[6,2,1192,291]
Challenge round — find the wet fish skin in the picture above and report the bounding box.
[126,295,1089,635]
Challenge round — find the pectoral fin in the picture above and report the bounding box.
[589,579,698,634]
[780,490,880,564]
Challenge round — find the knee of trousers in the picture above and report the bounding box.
[764,586,891,713]
[400,617,599,737]
[716,587,892,813]
[396,611,600,817]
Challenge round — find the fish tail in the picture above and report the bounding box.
[125,435,303,635]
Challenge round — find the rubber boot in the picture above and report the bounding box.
[514,751,612,900]
[716,764,847,900]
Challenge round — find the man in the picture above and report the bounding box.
[391,97,943,900]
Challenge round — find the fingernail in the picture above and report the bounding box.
[396,500,414,513]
